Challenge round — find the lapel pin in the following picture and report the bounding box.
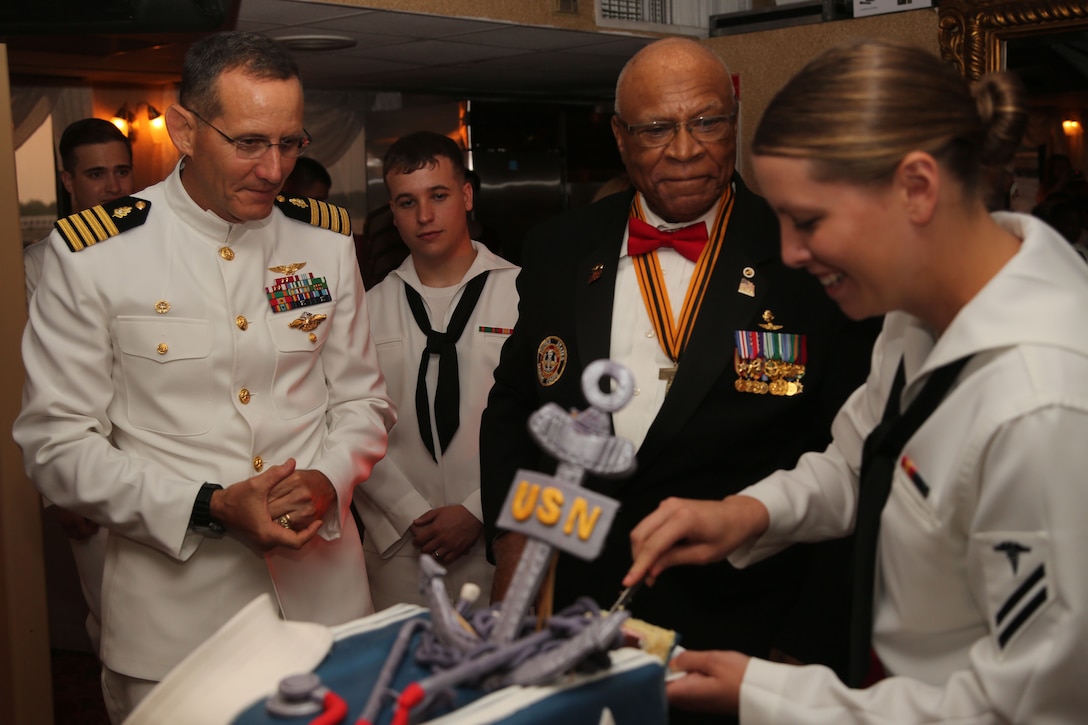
[588,263,605,284]
[738,266,755,296]
[269,262,307,275]
[759,310,783,331]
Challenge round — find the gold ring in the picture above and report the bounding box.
[278,514,293,530]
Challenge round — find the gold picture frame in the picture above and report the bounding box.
[938,0,1088,79]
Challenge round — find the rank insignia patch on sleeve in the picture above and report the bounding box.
[976,531,1052,654]
[55,196,151,252]
[275,195,352,236]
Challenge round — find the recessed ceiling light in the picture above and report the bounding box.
[274,34,357,51]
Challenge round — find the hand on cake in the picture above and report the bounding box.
[210,459,324,550]
[665,648,749,716]
[411,505,482,564]
[624,494,770,587]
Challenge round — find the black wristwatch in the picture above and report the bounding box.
[189,482,225,537]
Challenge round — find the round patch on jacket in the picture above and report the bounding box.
[537,336,567,387]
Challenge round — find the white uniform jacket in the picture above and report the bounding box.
[728,213,1088,723]
[23,237,46,299]
[14,163,395,680]
[355,243,518,607]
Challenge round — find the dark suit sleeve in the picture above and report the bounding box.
[479,192,631,563]
[480,227,547,562]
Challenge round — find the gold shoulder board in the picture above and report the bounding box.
[274,195,352,236]
[55,197,152,252]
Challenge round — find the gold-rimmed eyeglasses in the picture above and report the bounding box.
[188,108,311,159]
[618,110,738,149]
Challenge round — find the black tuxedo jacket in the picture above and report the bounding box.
[481,178,877,666]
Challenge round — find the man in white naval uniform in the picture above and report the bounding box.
[14,32,394,723]
[355,131,518,609]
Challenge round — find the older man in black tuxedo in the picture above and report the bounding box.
[481,38,876,720]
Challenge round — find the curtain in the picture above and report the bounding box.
[11,86,64,150]
[302,89,367,168]
[50,87,95,155]
[302,89,369,232]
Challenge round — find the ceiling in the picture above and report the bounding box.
[2,0,657,101]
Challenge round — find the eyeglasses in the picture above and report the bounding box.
[618,111,738,149]
[188,109,312,159]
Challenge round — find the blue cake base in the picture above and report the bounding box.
[234,606,667,725]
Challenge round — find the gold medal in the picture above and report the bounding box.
[734,324,808,396]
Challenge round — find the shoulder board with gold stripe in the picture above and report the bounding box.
[274,195,352,236]
[55,196,151,253]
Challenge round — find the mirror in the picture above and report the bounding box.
[938,0,1088,79]
[939,0,1088,213]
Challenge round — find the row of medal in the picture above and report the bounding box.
[734,327,806,397]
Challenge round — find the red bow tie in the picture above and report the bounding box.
[627,217,709,262]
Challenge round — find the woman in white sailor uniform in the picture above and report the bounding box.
[625,39,1088,723]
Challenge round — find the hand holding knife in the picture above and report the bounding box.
[608,580,644,615]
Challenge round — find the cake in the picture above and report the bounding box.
[127,360,671,724]
[125,593,667,725]
[237,603,667,725]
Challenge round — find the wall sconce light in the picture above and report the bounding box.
[1063,119,1082,135]
[110,103,136,137]
[111,102,167,144]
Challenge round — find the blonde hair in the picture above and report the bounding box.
[753,39,1027,196]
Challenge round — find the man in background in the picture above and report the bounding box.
[22,117,136,660]
[24,117,134,296]
[356,131,517,609]
[480,38,875,723]
[282,155,332,201]
[15,31,394,722]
